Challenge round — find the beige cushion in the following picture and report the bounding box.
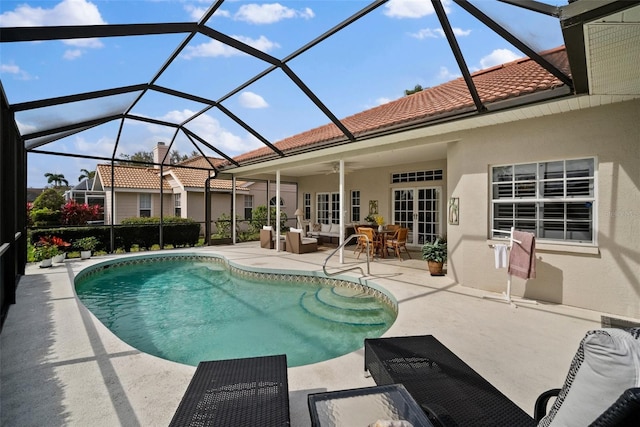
[330,223,341,234]
[290,228,303,233]
[263,225,273,230]
[312,223,321,232]
[538,328,640,427]
[321,223,331,233]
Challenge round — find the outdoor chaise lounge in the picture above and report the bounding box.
[364,329,640,426]
[285,229,318,254]
[169,354,290,426]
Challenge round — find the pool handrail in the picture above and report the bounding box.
[322,233,370,277]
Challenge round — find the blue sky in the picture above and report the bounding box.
[0,0,565,188]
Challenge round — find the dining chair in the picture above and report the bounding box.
[356,227,379,259]
[386,227,411,260]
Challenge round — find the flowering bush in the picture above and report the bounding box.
[374,215,385,226]
[33,237,60,261]
[61,201,102,225]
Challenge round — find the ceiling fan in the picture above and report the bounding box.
[322,161,357,175]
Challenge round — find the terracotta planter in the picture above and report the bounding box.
[427,260,444,276]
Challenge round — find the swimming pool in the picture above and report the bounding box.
[74,253,397,367]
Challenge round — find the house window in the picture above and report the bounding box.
[351,190,360,222]
[174,193,181,217]
[269,196,284,207]
[316,192,339,224]
[244,195,253,219]
[392,169,443,183]
[303,193,311,220]
[491,158,596,244]
[139,194,151,218]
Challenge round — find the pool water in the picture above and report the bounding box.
[75,258,396,367]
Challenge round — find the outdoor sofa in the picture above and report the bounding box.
[363,329,640,426]
[307,223,355,244]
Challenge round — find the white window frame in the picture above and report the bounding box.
[174,193,181,217]
[491,157,597,245]
[351,190,361,223]
[244,195,253,219]
[139,193,152,218]
[303,193,311,221]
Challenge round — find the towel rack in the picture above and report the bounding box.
[484,227,537,308]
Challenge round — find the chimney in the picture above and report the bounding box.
[153,142,169,168]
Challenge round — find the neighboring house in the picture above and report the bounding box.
[218,45,640,319]
[94,143,297,231]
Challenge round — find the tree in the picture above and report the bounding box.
[44,172,69,188]
[404,84,424,96]
[78,168,96,182]
[170,150,189,164]
[32,188,65,210]
[117,151,154,166]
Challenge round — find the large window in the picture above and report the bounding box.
[351,190,360,222]
[174,193,181,217]
[491,158,595,244]
[244,195,253,219]
[139,193,151,218]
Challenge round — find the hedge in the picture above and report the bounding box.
[30,221,200,252]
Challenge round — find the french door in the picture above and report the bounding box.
[392,187,442,246]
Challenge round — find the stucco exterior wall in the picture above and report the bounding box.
[447,100,640,318]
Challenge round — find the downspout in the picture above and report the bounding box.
[339,159,345,264]
[159,163,163,250]
[276,170,281,251]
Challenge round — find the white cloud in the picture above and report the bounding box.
[0,0,106,26]
[74,135,115,158]
[0,0,106,59]
[0,62,34,80]
[63,49,83,60]
[410,27,471,39]
[436,66,460,82]
[182,35,279,59]
[234,3,314,24]
[239,91,268,109]
[151,109,262,154]
[384,0,451,18]
[480,48,522,69]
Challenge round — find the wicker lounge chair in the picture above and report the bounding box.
[169,354,290,427]
[285,230,317,254]
[260,227,286,250]
[365,329,640,427]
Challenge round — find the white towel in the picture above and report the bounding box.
[494,244,508,269]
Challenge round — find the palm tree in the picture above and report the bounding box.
[44,172,68,188]
[78,168,96,182]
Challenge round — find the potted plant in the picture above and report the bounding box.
[50,236,70,263]
[75,236,99,259]
[33,240,59,268]
[422,237,447,276]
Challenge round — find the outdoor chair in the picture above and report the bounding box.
[355,227,379,259]
[364,328,640,427]
[260,226,285,250]
[169,354,290,427]
[285,230,317,254]
[385,227,411,260]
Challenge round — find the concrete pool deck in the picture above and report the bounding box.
[1,243,614,426]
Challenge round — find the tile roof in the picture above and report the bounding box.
[97,158,248,192]
[232,46,570,164]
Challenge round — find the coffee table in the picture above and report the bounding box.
[308,384,434,427]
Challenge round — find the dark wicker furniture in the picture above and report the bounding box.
[169,354,290,426]
[365,335,537,426]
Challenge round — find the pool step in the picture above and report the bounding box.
[315,287,382,311]
[299,288,387,326]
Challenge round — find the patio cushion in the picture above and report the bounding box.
[330,223,341,234]
[263,225,273,230]
[321,223,331,233]
[537,328,640,427]
[312,223,321,232]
